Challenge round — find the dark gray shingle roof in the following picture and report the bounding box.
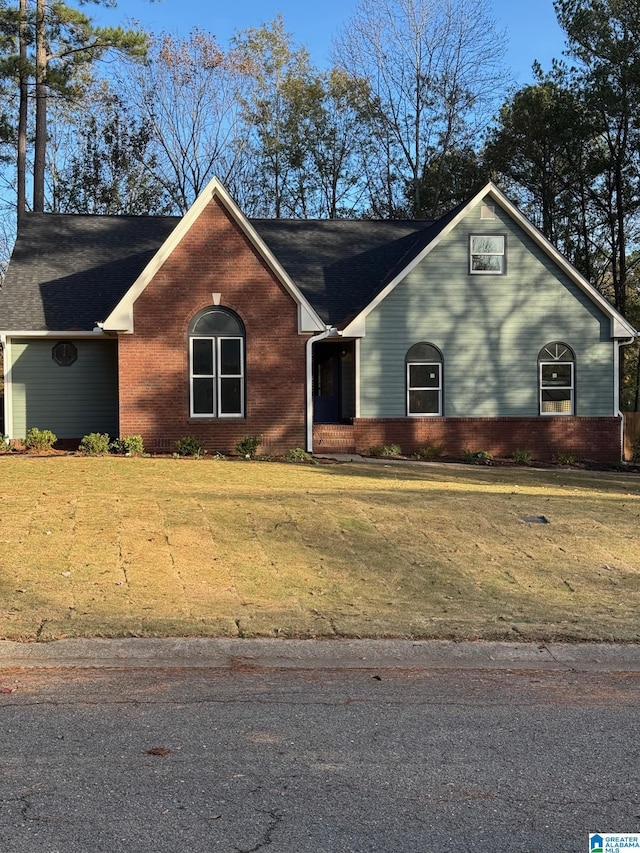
[0,207,461,331]
[252,219,438,325]
[0,213,179,331]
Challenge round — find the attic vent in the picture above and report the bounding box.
[481,203,495,220]
[52,341,77,367]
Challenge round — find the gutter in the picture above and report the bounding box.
[305,326,338,453]
[0,329,106,338]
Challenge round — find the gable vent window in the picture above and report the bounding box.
[52,341,77,366]
[480,203,495,220]
[189,307,245,418]
[406,342,443,416]
[469,234,506,274]
[539,342,575,415]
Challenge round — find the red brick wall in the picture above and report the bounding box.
[118,197,308,455]
[314,417,623,462]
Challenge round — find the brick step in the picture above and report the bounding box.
[313,424,356,454]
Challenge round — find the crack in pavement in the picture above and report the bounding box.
[235,809,283,852]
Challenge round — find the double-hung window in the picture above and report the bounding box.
[406,343,443,416]
[469,234,506,274]
[539,342,575,415]
[189,308,245,417]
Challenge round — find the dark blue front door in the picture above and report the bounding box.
[312,342,343,423]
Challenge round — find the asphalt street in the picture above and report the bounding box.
[1,639,639,852]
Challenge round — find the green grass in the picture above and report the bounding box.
[1,455,640,642]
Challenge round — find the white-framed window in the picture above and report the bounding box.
[469,234,506,274]
[538,342,575,415]
[189,308,245,417]
[406,342,442,416]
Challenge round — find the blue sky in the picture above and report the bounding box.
[95,0,567,86]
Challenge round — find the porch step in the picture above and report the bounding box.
[313,424,356,454]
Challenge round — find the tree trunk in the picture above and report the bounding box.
[34,0,47,213]
[17,0,28,219]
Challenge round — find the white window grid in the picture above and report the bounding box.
[406,361,442,416]
[190,335,244,418]
[469,234,506,274]
[539,361,574,416]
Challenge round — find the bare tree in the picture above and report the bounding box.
[333,0,510,217]
[115,29,251,214]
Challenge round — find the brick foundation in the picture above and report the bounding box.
[314,416,623,462]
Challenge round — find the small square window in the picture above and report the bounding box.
[470,235,505,274]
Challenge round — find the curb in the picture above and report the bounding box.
[2,638,640,672]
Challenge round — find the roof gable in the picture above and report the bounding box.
[102,177,325,334]
[342,183,636,339]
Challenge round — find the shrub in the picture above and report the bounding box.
[631,432,640,463]
[235,435,261,459]
[285,447,314,463]
[552,451,576,466]
[512,449,532,465]
[462,449,493,465]
[79,432,110,456]
[414,442,444,461]
[25,427,57,451]
[0,435,10,454]
[368,443,402,457]
[111,435,145,456]
[175,436,205,458]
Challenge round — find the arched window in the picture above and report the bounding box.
[406,343,443,416]
[538,342,575,415]
[189,307,245,417]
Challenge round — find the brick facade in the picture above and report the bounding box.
[314,416,623,462]
[118,196,309,455]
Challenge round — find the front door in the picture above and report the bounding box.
[312,341,355,423]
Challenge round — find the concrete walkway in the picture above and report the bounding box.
[2,637,640,672]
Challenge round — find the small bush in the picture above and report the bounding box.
[235,435,261,459]
[25,427,57,451]
[0,435,10,454]
[462,449,493,465]
[175,436,205,458]
[631,432,640,463]
[79,432,110,456]
[285,447,314,463]
[414,442,444,461]
[512,449,532,465]
[368,443,402,457]
[111,435,145,456]
[552,451,576,466]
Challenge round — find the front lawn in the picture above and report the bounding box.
[1,456,639,642]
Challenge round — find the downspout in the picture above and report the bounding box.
[305,326,337,453]
[616,336,636,460]
[0,335,8,439]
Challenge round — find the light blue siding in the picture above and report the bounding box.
[10,338,118,438]
[360,202,615,418]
